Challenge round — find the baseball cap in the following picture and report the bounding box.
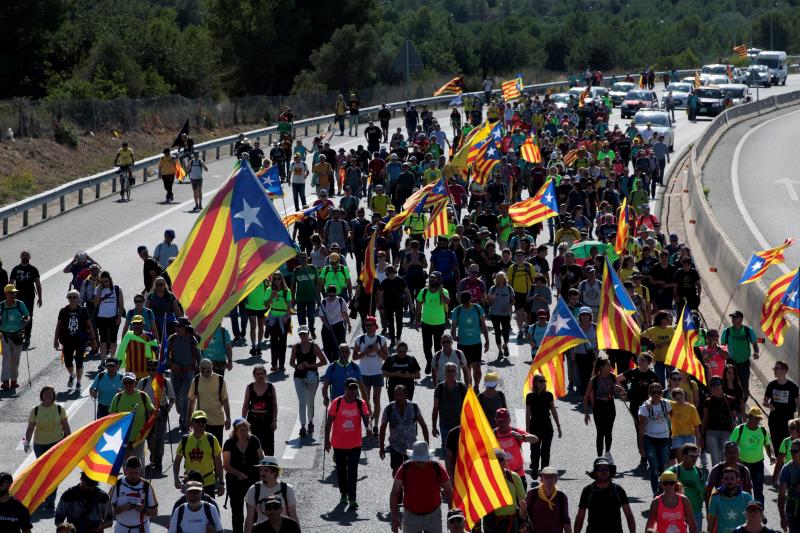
[729,310,744,319]
[484,372,499,388]
[191,410,208,421]
[130,315,144,324]
[345,377,359,388]
[669,233,679,241]
[578,306,593,315]
[540,466,558,476]
[537,310,548,318]
[184,481,204,492]
[297,325,310,335]
[747,406,764,418]
[3,284,17,294]
[447,509,465,523]
[121,372,137,382]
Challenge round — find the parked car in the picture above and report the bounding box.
[620,89,659,119]
[633,109,675,151]
[694,87,726,117]
[660,82,693,108]
[719,84,751,105]
[755,50,788,85]
[550,92,573,110]
[609,82,636,106]
[706,74,731,86]
[744,65,771,87]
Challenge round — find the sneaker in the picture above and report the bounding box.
[310,331,317,340]
[22,341,29,350]
[339,494,348,505]
[67,375,75,388]
[372,425,379,437]
[348,500,359,511]
[0,381,8,391]
[249,347,257,356]
[75,381,81,390]
[307,422,314,435]
[424,363,431,375]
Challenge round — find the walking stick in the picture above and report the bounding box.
[165,408,175,467]
[24,344,32,388]
[320,410,328,482]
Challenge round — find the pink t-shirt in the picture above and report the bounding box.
[328,397,368,449]
[495,426,529,476]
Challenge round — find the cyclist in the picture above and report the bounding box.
[114,141,135,199]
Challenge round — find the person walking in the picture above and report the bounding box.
[617,352,660,466]
[290,253,319,339]
[168,481,223,533]
[729,407,776,504]
[763,360,799,454]
[432,363,468,448]
[389,440,452,533]
[483,448,528,533]
[703,376,738,466]
[415,271,451,375]
[477,373,507,429]
[187,151,208,212]
[638,383,672,496]
[708,466,753,533]
[157,149,178,204]
[289,326,325,438]
[242,365,278,456]
[23,385,70,511]
[1,283,30,390]
[167,317,200,429]
[583,357,620,458]
[574,457,636,533]
[222,419,265,533]
[524,466,571,532]
[116,314,158,381]
[245,280,269,357]
[381,341,421,402]
[187,359,231,445]
[721,311,759,395]
[200,324,233,377]
[778,438,800,533]
[152,229,178,270]
[173,411,224,498]
[111,457,158,533]
[318,285,350,363]
[487,271,514,358]
[379,385,430,476]
[353,316,389,436]
[450,291,490,391]
[324,377,371,510]
[526,373,562,478]
[431,334,470,387]
[644,470,698,533]
[243,457,299,530]
[110,373,154,464]
[264,273,292,372]
[136,359,175,472]
[55,472,112,533]
[89,358,123,418]
[494,407,539,489]
[9,249,42,350]
[666,443,706,530]
[289,153,309,211]
[54,289,97,390]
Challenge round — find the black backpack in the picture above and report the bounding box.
[180,433,216,460]
[193,374,224,406]
[174,501,214,533]
[253,481,289,509]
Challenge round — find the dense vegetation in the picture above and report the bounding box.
[2,0,799,101]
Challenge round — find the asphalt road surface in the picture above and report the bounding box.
[2,78,798,531]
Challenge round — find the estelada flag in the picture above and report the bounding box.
[614,197,630,256]
[360,229,377,294]
[733,44,748,58]
[424,202,449,238]
[452,388,514,529]
[433,76,464,97]
[761,268,800,346]
[501,77,522,101]
[664,304,706,385]
[519,136,542,164]
[597,256,641,353]
[508,179,558,227]
[12,413,134,510]
[738,238,794,285]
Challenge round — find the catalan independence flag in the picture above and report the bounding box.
[614,197,631,255]
[175,159,186,183]
[132,315,169,448]
[738,238,794,284]
[282,203,323,227]
[782,269,800,311]
[578,86,591,108]
[733,44,748,58]
[166,161,297,345]
[664,305,706,385]
[467,122,503,165]
[433,75,464,97]
[694,70,702,89]
[761,268,800,346]
[508,178,558,227]
[519,135,542,164]
[256,165,284,198]
[597,256,641,353]
[472,138,502,185]
[501,77,522,101]
[425,202,449,239]
[562,148,579,168]
[402,177,449,211]
[360,229,377,294]
[453,388,514,529]
[606,257,637,313]
[12,413,134,511]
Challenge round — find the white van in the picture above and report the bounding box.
[755,51,788,85]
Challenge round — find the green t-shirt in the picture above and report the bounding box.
[731,424,769,463]
[495,471,526,516]
[405,213,427,234]
[417,287,449,326]
[721,325,756,363]
[110,391,154,443]
[498,215,513,242]
[245,281,269,311]
[293,265,319,303]
[321,265,350,295]
[779,436,794,460]
[265,287,292,317]
[666,464,704,514]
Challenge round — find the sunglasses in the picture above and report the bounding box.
[442,340,452,344]
[661,481,676,486]
[67,296,78,300]
[264,503,282,510]
[745,508,762,514]
[650,390,663,395]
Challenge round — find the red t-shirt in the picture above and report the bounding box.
[495,426,529,476]
[394,461,449,514]
[328,397,368,450]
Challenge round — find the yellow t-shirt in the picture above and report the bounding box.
[669,401,701,437]
[678,379,699,403]
[642,325,675,363]
[188,375,229,426]
[176,432,222,485]
[116,148,134,165]
[506,263,536,294]
[29,404,67,445]
[158,156,176,175]
[370,194,390,217]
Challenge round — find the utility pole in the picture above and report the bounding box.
[405,40,410,100]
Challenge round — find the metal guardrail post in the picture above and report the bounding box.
[202,149,207,161]
[78,188,83,205]
[22,210,28,228]
[142,168,147,182]
[96,183,101,199]
[42,203,47,220]
[268,134,273,144]
[304,125,308,136]
[216,146,220,159]
[2,219,7,236]
[60,196,65,213]
[229,144,233,157]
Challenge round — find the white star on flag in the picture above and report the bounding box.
[99,428,124,454]
[788,290,798,302]
[487,147,497,157]
[234,198,262,232]
[552,313,570,333]
[544,193,553,204]
[684,313,693,329]
[749,259,763,272]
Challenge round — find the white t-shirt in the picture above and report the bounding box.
[97,286,119,318]
[355,333,387,376]
[244,481,297,525]
[290,161,308,184]
[168,502,222,533]
[433,348,468,383]
[111,478,157,532]
[189,158,205,180]
[638,399,672,438]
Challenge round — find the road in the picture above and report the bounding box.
[702,103,800,290]
[2,78,798,531]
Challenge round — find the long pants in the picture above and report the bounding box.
[226,473,255,533]
[268,318,288,368]
[593,400,616,456]
[348,115,359,135]
[336,116,345,134]
[228,301,248,339]
[124,440,145,464]
[321,322,346,362]
[34,442,59,507]
[295,301,316,336]
[294,374,319,427]
[490,315,511,348]
[705,429,731,466]
[383,306,403,343]
[769,411,793,452]
[292,183,307,211]
[404,507,443,533]
[146,407,169,466]
[421,323,446,371]
[161,174,175,202]
[250,416,275,455]
[644,436,671,495]
[333,447,361,500]
[97,403,110,419]
[21,296,34,343]
[529,427,553,478]
[735,360,751,394]
[207,425,224,446]
[483,514,518,533]
[172,369,194,428]
[1,334,22,381]
[745,460,765,504]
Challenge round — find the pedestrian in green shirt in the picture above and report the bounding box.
[667,442,705,529]
[292,252,320,339]
[730,407,776,505]
[721,311,759,394]
[110,372,155,464]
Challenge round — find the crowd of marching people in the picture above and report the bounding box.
[1,81,799,533]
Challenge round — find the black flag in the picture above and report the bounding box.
[171,119,190,148]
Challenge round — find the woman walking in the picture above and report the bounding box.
[264,273,292,372]
[526,373,562,478]
[289,326,326,438]
[644,470,698,533]
[222,418,264,533]
[242,365,278,456]
[24,385,71,510]
[574,307,598,396]
[244,279,269,357]
[54,290,97,390]
[145,276,181,338]
[584,358,619,457]
[487,272,513,358]
[92,271,124,360]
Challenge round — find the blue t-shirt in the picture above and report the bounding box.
[202,327,232,362]
[323,361,362,399]
[0,300,29,333]
[90,371,124,406]
[709,489,752,533]
[450,304,485,346]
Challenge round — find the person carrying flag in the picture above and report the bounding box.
[137,359,176,473]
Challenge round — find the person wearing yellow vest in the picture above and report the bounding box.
[423,162,442,185]
[157,148,178,203]
[729,407,776,505]
[369,185,390,218]
[404,212,428,248]
[334,95,347,136]
[265,272,293,372]
[317,254,352,301]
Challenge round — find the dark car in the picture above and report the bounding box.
[620,90,659,119]
[694,87,726,117]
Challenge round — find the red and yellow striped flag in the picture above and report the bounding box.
[761,268,799,346]
[424,202,448,238]
[664,305,706,385]
[175,159,186,182]
[433,75,464,97]
[524,352,567,399]
[501,77,522,101]
[694,70,702,89]
[733,44,748,58]
[509,179,558,227]
[578,86,591,108]
[638,74,646,89]
[562,149,579,168]
[360,229,377,294]
[615,197,630,255]
[519,136,542,164]
[453,388,514,529]
[597,257,641,353]
[739,239,794,284]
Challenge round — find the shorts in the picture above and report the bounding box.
[670,434,695,449]
[190,178,203,190]
[460,343,482,365]
[247,308,267,317]
[514,292,528,311]
[62,340,86,369]
[96,316,119,344]
[362,374,384,388]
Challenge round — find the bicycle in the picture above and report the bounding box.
[118,166,132,202]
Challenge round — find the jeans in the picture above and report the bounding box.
[383,306,404,343]
[336,115,345,134]
[529,427,553,478]
[705,429,731,466]
[644,435,671,495]
[593,399,616,456]
[268,317,288,368]
[745,460,765,504]
[295,301,316,336]
[348,115,359,135]
[172,369,194,428]
[291,183,307,211]
[294,373,319,427]
[333,447,361,500]
[34,441,59,507]
[228,301,248,339]
[421,323,446,371]
[654,361,669,385]
[439,421,454,448]
[321,322,346,362]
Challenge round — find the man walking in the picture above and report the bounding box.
[187,359,231,445]
[729,407,776,504]
[379,385,430,476]
[389,441,452,533]
[9,250,41,350]
[721,310,759,394]
[0,284,30,390]
[110,372,155,463]
[137,359,176,472]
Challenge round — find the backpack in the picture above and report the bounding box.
[193,374,224,407]
[174,501,214,533]
[731,423,768,445]
[645,400,671,436]
[333,396,365,417]
[0,301,26,339]
[721,326,756,346]
[253,481,289,510]
[110,391,151,419]
[114,478,152,508]
[510,263,534,292]
[433,349,466,372]
[460,278,484,302]
[180,433,216,460]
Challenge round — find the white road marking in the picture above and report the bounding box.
[281,417,303,461]
[774,178,800,202]
[730,108,800,275]
[515,408,526,429]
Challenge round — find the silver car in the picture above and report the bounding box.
[660,82,693,109]
[744,65,771,87]
[609,82,636,106]
[633,110,675,151]
[550,93,573,110]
